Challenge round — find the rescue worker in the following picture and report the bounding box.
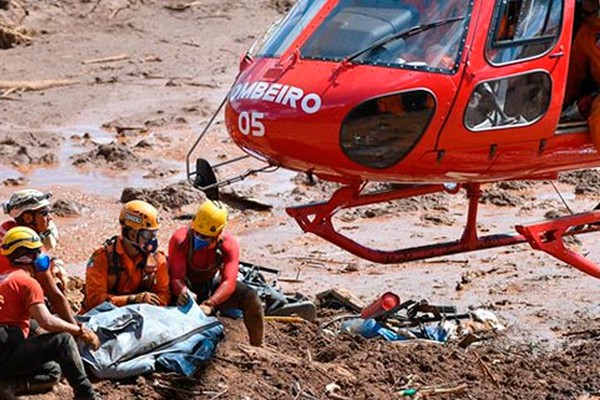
[169,200,264,347]
[1,189,75,324]
[565,0,600,148]
[0,227,100,400]
[84,200,170,311]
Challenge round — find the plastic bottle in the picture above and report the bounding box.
[360,292,400,319]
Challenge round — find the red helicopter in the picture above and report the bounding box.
[187,0,600,279]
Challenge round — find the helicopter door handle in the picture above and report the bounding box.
[549,51,564,59]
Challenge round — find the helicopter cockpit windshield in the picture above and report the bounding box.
[252,0,473,74]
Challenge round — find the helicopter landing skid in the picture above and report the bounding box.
[286,183,600,278]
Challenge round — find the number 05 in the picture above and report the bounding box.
[238,111,265,137]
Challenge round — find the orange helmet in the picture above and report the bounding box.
[119,200,160,231]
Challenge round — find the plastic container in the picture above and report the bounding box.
[360,292,400,319]
[340,318,380,338]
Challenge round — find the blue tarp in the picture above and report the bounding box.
[78,301,223,379]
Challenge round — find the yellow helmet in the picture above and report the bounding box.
[119,200,160,230]
[191,200,228,237]
[1,226,43,256]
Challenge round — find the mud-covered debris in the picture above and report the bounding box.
[116,126,147,137]
[120,181,205,210]
[422,213,454,226]
[544,210,568,220]
[2,177,28,186]
[72,142,139,167]
[134,139,153,149]
[102,118,145,132]
[65,276,84,314]
[271,0,294,13]
[559,170,600,195]
[0,23,32,49]
[142,167,179,179]
[496,180,538,191]
[480,189,529,207]
[53,199,89,217]
[0,132,61,166]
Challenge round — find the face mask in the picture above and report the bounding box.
[192,235,210,251]
[137,230,158,253]
[40,221,59,250]
[139,238,158,253]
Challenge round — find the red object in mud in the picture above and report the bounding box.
[360,292,401,320]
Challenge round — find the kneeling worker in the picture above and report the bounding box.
[168,200,264,346]
[0,227,100,400]
[84,200,170,311]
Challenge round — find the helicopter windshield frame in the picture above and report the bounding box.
[253,0,475,75]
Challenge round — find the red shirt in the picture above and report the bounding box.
[0,256,45,337]
[168,228,239,306]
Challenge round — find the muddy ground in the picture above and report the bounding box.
[2,1,600,399]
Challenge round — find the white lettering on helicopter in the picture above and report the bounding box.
[230,81,322,114]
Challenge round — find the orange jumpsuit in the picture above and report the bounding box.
[566,15,600,148]
[84,236,170,311]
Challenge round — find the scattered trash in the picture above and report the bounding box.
[323,291,504,346]
[316,288,365,313]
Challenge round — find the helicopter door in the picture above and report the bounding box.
[437,0,571,163]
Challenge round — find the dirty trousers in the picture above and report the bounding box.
[191,280,265,347]
[0,330,95,399]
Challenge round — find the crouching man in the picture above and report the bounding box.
[0,227,100,400]
[169,200,264,346]
[84,200,170,311]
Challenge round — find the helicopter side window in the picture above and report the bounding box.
[486,0,563,65]
[464,72,551,131]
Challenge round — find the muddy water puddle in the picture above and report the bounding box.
[3,125,187,196]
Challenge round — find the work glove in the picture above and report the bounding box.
[77,325,101,351]
[176,287,197,307]
[128,292,161,306]
[200,302,214,316]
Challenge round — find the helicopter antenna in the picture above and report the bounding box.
[550,181,575,215]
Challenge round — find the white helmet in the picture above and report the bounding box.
[3,189,52,219]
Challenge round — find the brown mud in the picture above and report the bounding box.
[2,1,600,399]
